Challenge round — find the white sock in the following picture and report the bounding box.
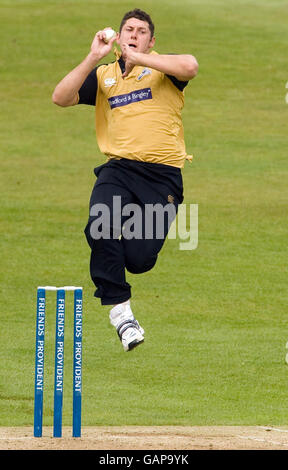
[109,300,134,329]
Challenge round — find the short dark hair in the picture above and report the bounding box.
[119,8,155,38]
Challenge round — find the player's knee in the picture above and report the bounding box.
[125,255,157,274]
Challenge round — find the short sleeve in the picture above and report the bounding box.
[166,74,189,92]
[78,68,98,106]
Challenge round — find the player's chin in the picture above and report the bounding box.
[127,46,138,53]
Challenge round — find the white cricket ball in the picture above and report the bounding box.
[103,28,116,43]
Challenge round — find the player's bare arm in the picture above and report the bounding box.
[52,29,116,107]
[122,45,198,81]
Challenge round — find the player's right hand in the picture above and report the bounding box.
[90,28,117,59]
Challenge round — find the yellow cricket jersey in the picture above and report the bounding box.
[86,51,192,168]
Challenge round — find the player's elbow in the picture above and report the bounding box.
[176,56,198,81]
[52,90,66,107]
[186,56,198,79]
[52,89,77,107]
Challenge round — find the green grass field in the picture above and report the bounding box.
[0,0,287,428]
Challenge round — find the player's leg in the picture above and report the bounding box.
[84,182,132,305]
[123,198,179,275]
[84,181,144,351]
[117,197,180,351]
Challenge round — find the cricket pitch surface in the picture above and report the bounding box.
[1,426,288,450]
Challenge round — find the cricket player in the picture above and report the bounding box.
[52,9,198,352]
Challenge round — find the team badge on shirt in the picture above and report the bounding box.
[137,68,152,81]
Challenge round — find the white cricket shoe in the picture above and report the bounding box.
[109,301,144,352]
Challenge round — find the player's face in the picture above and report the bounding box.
[117,18,155,54]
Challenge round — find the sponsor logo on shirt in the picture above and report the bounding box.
[108,88,152,109]
[104,78,117,87]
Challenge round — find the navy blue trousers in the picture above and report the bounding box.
[84,159,183,305]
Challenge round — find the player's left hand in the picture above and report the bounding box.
[122,43,139,78]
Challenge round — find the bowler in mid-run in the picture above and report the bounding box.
[52,8,198,352]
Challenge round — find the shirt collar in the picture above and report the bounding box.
[118,56,126,74]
